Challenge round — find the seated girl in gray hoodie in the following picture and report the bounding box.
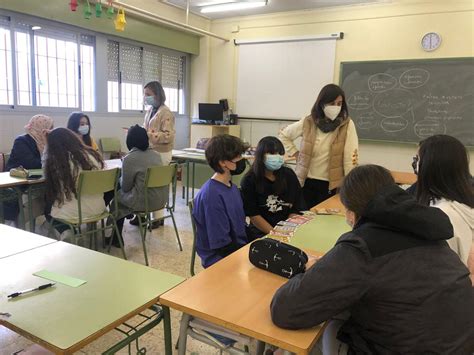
[108,125,168,247]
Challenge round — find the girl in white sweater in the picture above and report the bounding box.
[415,134,474,283]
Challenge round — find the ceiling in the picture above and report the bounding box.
[161,0,386,19]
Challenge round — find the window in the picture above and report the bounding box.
[34,33,79,108]
[120,43,143,110]
[15,30,32,106]
[80,35,95,112]
[0,21,13,105]
[0,15,95,110]
[107,40,119,112]
[0,11,188,114]
[107,40,186,114]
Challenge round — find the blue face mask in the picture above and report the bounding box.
[264,154,284,171]
[78,125,89,136]
[144,95,156,107]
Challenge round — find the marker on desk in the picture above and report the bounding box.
[7,283,55,299]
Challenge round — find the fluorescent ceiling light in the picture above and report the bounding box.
[201,1,267,13]
[31,26,42,30]
[195,1,236,6]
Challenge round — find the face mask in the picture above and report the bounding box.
[144,95,156,107]
[323,105,342,121]
[264,154,284,171]
[78,125,89,135]
[230,159,246,176]
[412,155,419,175]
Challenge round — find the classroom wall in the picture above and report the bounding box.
[196,0,474,173]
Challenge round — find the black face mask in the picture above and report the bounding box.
[230,159,246,176]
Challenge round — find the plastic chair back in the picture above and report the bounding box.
[145,164,177,189]
[99,137,122,153]
[78,168,119,195]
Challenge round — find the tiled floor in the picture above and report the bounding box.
[0,185,238,355]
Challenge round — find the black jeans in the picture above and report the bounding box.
[302,178,336,209]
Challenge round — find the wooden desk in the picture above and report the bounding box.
[0,224,57,259]
[291,215,350,253]
[0,172,45,230]
[190,124,240,148]
[160,244,323,354]
[391,171,417,185]
[0,241,184,354]
[310,194,344,214]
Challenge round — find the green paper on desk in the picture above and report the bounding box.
[34,270,87,287]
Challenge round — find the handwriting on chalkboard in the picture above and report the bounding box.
[342,59,474,145]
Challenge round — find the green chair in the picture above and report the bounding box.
[134,164,183,266]
[99,137,122,157]
[188,199,197,277]
[48,168,126,259]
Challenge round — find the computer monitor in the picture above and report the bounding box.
[198,103,224,124]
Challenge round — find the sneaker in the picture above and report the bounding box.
[129,215,139,226]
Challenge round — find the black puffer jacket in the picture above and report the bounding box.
[271,185,474,354]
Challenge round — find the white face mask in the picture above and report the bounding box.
[78,125,89,135]
[323,105,342,121]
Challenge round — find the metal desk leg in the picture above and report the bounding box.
[163,305,172,355]
[191,161,196,200]
[186,160,190,205]
[177,313,191,355]
[256,341,266,355]
[14,187,26,230]
[27,186,35,232]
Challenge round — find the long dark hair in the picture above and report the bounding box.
[44,128,104,206]
[245,136,286,194]
[67,112,92,147]
[144,81,166,107]
[416,135,474,207]
[311,84,348,122]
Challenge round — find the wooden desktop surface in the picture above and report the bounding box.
[0,241,184,354]
[0,172,44,188]
[159,244,324,354]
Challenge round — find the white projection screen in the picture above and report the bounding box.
[236,39,337,119]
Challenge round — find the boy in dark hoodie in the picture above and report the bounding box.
[271,164,474,354]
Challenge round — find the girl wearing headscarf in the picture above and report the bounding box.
[3,114,54,222]
[107,125,168,247]
[6,114,54,170]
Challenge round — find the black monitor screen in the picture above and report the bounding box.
[199,103,223,122]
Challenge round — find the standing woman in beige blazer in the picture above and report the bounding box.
[143,81,176,165]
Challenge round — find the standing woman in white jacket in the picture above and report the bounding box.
[143,81,176,165]
[279,84,359,208]
[415,134,474,282]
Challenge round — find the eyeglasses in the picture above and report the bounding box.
[412,155,419,175]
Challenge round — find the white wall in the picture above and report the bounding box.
[201,0,474,173]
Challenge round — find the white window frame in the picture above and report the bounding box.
[0,10,190,117]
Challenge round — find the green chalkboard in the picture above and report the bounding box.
[340,58,474,145]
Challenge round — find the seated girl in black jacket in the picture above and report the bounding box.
[271,164,473,354]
